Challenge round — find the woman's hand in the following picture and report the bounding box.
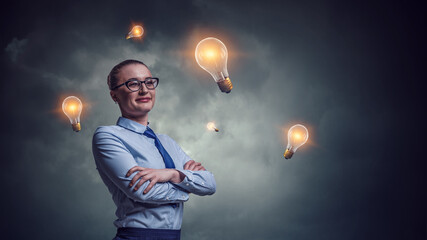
[126,167,183,194]
[184,160,206,171]
[125,160,205,194]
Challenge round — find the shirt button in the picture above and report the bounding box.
[186,183,189,186]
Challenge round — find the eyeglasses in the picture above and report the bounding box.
[111,77,159,91]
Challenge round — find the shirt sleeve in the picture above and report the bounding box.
[174,169,217,196]
[92,129,189,204]
[166,136,216,196]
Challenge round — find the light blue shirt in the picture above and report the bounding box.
[92,117,216,229]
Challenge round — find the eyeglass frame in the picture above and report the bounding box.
[110,77,159,91]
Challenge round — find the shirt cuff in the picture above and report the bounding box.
[174,169,195,188]
[172,169,216,196]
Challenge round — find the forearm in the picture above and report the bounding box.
[130,170,189,204]
[131,179,189,204]
[172,170,216,196]
[97,163,190,204]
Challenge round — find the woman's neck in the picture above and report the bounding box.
[122,113,149,126]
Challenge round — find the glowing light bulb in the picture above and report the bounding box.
[62,96,82,132]
[284,124,309,159]
[126,25,144,39]
[195,37,232,93]
[207,122,219,132]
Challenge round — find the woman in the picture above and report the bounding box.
[92,59,216,240]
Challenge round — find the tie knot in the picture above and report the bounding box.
[143,127,156,139]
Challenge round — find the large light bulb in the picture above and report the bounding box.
[126,25,144,39]
[62,96,82,132]
[284,124,309,159]
[195,37,232,93]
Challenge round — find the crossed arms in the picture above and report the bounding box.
[92,131,216,205]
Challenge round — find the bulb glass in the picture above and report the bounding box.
[195,37,229,82]
[286,124,309,152]
[62,96,82,125]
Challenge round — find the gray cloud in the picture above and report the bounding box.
[4,38,28,62]
[0,1,423,240]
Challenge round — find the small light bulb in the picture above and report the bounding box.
[284,124,309,159]
[62,96,82,132]
[207,122,219,132]
[126,25,144,39]
[195,37,232,93]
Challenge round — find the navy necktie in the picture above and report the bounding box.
[143,127,176,169]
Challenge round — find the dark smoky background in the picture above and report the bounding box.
[0,1,424,239]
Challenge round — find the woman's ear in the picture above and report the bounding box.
[110,91,118,103]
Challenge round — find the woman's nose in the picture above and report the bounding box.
[139,83,148,94]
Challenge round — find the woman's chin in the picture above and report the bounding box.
[136,106,153,115]
[131,102,152,112]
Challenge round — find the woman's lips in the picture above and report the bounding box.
[136,98,151,103]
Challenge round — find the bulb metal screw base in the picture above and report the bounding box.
[72,123,81,132]
[217,77,233,93]
[284,149,294,159]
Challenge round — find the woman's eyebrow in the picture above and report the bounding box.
[127,77,139,81]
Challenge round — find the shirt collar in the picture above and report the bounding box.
[116,116,149,134]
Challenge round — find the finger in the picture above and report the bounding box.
[143,178,158,194]
[187,162,197,171]
[198,163,206,171]
[184,161,192,169]
[129,170,150,187]
[134,173,153,191]
[126,166,141,177]
[197,165,206,171]
[126,166,145,177]
[194,166,206,171]
[184,160,195,170]
[189,162,201,171]
[129,172,142,187]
